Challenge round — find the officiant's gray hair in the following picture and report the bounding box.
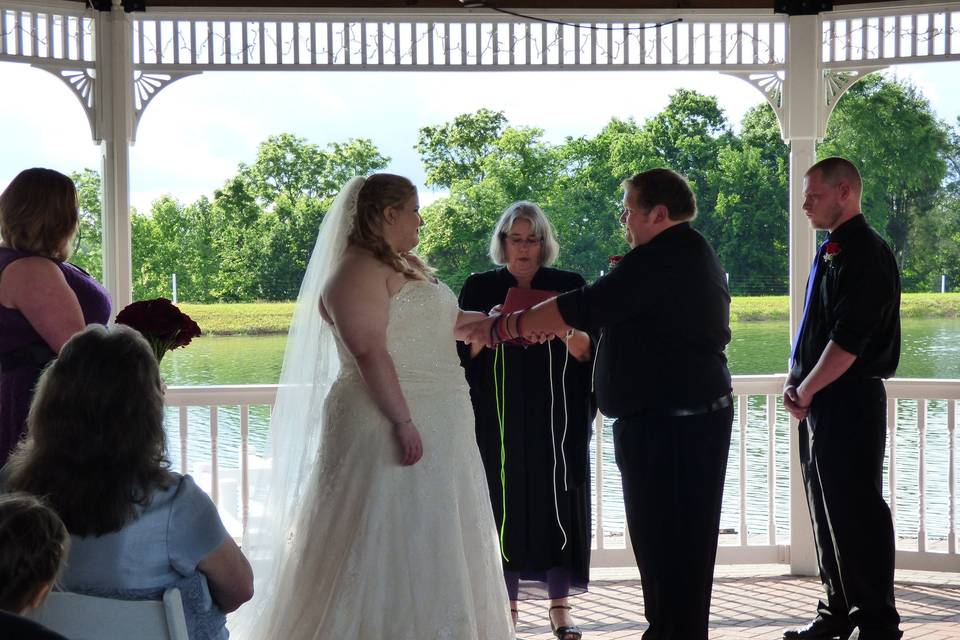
[489,201,560,267]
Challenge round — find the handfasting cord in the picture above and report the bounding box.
[492,343,510,562]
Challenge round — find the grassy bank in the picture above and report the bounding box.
[179,293,960,336]
[730,292,960,322]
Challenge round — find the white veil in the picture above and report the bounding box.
[228,176,366,638]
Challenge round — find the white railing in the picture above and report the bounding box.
[164,375,960,572]
[823,3,960,69]
[0,1,95,66]
[132,9,787,72]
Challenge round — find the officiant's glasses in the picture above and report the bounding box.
[505,236,542,248]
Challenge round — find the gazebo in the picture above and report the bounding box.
[2,0,958,583]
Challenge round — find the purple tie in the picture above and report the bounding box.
[791,237,830,367]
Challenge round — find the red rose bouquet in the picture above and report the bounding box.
[115,298,202,362]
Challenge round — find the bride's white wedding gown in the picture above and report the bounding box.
[254,279,513,639]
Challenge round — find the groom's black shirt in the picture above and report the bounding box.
[556,223,732,419]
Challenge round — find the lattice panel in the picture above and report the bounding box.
[822,5,960,68]
[131,13,787,71]
[0,3,95,65]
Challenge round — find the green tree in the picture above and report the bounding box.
[639,89,734,241]
[819,75,950,273]
[416,108,507,188]
[418,117,560,289]
[210,135,389,300]
[709,104,789,294]
[69,168,103,281]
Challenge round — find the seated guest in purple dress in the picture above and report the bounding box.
[0,493,70,640]
[5,325,254,640]
[0,168,111,467]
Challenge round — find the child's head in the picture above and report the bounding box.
[0,493,68,614]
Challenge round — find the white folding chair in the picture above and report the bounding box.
[29,587,189,640]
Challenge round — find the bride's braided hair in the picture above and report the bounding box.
[350,173,434,282]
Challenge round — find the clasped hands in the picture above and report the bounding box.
[462,306,562,350]
[782,383,813,421]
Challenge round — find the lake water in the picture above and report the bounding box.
[161,318,960,546]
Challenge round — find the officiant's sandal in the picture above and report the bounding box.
[549,605,583,640]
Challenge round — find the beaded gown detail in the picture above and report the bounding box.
[250,279,512,640]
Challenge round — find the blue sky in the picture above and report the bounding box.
[0,60,957,213]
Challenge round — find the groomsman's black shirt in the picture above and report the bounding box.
[556,222,732,419]
[790,214,900,383]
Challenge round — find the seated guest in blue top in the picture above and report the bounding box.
[4,324,254,640]
[0,493,70,640]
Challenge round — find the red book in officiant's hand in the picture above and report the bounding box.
[501,287,558,314]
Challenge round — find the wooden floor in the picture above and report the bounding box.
[513,566,960,639]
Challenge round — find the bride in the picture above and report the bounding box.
[229,174,513,639]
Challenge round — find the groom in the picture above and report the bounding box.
[466,167,733,639]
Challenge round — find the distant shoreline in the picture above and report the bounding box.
[177,293,960,336]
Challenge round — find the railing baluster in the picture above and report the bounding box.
[918,399,926,552]
[911,13,918,58]
[949,399,956,555]
[179,406,188,474]
[207,20,213,64]
[224,20,232,65]
[739,394,748,546]
[426,22,433,65]
[293,21,299,65]
[210,406,219,506]
[767,394,776,545]
[672,20,678,64]
[16,10,25,57]
[594,411,605,549]
[240,404,250,536]
[274,21,281,65]
[888,397,897,523]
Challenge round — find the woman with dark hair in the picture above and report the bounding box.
[5,324,253,640]
[231,174,513,640]
[458,201,595,639]
[0,493,69,640]
[0,167,111,467]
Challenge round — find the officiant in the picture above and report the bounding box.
[464,169,733,640]
[457,200,595,639]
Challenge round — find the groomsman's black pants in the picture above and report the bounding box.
[801,378,901,638]
[613,404,733,640]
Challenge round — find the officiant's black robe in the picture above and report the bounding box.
[457,267,596,600]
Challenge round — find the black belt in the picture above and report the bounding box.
[0,342,56,374]
[632,393,734,419]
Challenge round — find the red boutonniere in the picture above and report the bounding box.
[115,298,202,362]
[822,241,841,264]
[608,255,624,270]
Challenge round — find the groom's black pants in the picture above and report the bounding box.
[613,404,733,640]
[800,378,900,638]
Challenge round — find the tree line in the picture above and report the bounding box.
[69,75,960,301]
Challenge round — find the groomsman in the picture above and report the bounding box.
[465,167,733,640]
[783,157,902,640]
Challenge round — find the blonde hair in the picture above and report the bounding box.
[0,168,79,260]
[488,200,560,266]
[349,173,434,281]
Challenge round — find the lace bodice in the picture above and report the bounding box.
[333,280,465,388]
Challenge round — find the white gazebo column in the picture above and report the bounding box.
[783,12,820,576]
[96,1,134,311]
